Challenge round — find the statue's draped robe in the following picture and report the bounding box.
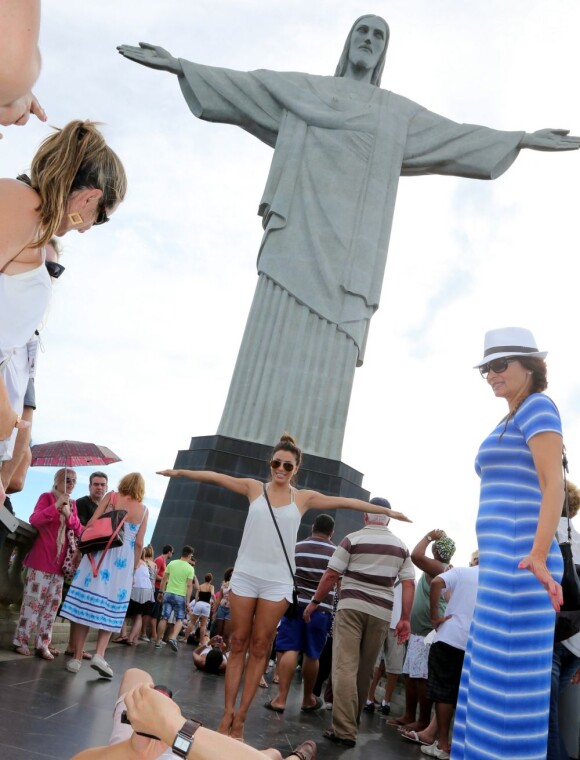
[178,63,523,458]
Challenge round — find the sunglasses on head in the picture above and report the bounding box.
[270,459,295,472]
[45,261,65,279]
[94,202,109,226]
[479,357,518,378]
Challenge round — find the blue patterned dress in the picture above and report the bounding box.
[60,510,146,632]
[452,393,563,760]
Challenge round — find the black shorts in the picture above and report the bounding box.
[426,641,465,705]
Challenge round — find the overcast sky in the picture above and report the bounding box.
[5,0,580,566]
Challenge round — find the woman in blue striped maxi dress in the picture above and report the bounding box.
[451,328,564,760]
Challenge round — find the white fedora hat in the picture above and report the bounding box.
[474,326,547,368]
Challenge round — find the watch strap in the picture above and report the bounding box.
[171,718,203,758]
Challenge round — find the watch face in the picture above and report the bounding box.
[174,735,191,753]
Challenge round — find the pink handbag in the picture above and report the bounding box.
[78,492,127,577]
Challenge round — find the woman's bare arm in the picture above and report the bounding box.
[296,489,411,522]
[157,469,258,499]
[518,431,564,610]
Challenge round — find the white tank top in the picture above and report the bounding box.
[234,486,302,584]
[0,249,52,349]
[133,562,152,589]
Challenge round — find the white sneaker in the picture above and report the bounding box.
[66,658,82,674]
[139,635,150,642]
[90,654,113,678]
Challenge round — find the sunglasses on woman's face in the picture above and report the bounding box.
[479,357,518,379]
[45,261,65,279]
[94,203,110,226]
[270,459,295,472]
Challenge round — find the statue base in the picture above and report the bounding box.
[151,434,369,571]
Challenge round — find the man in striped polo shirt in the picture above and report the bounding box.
[304,499,415,747]
[265,514,336,713]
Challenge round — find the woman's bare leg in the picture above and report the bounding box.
[199,615,209,641]
[95,629,112,658]
[218,593,258,735]
[128,615,143,644]
[230,597,288,740]
[72,622,90,660]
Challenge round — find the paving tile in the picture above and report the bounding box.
[0,640,419,759]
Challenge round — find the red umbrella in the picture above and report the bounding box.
[30,440,121,468]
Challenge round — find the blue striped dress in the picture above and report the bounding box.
[452,393,563,760]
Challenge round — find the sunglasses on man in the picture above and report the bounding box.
[479,358,518,379]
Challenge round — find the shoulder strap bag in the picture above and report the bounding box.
[555,447,580,643]
[263,483,299,619]
[78,492,128,578]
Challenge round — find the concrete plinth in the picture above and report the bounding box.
[151,435,369,573]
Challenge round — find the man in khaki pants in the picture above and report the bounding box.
[304,500,415,747]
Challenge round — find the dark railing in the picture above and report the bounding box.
[0,519,37,612]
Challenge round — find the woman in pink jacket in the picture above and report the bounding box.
[13,467,82,658]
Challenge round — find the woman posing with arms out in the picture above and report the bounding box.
[158,432,410,740]
[13,467,81,659]
[0,119,126,492]
[452,327,565,760]
[61,473,148,679]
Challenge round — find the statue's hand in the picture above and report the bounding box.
[521,128,580,152]
[117,42,182,75]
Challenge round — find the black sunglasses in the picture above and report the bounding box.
[479,357,518,378]
[94,202,110,226]
[270,459,295,472]
[45,261,66,279]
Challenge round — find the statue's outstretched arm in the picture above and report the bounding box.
[117,42,182,75]
[520,128,580,151]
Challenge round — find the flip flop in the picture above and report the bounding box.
[13,645,31,656]
[322,729,356,747]
[401,729,431,746]
[301,696,323,712]
[35,648,55,661]
[264,700,285,713]
[113,636,128,644]
[48,646,60,657]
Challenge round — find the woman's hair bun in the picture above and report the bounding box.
[279,432,297,445]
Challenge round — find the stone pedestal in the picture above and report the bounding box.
[151,435,368,573]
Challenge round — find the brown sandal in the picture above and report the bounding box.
[13,645,31,656]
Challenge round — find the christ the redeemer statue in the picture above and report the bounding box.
[119,15,578,460]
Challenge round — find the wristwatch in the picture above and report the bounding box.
[171,718,203,758]
[311,598,321,605]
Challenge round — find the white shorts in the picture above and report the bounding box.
[231,569,293,603]
[402,633,431,680]
[0,345,28,462]
[190,600,211,618]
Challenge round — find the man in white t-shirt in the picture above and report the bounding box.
[421,556,479,759]
[363,581,406,715]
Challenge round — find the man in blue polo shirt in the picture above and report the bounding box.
[265,514,336,713]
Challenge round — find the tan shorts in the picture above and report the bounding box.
[375,627,406,674]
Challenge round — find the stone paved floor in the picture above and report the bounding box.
[0,639,423,760]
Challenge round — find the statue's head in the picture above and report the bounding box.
[334,14,389,86]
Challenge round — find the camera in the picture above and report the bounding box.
[120,685,173,739]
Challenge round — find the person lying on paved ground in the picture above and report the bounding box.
[69,666,316,760]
